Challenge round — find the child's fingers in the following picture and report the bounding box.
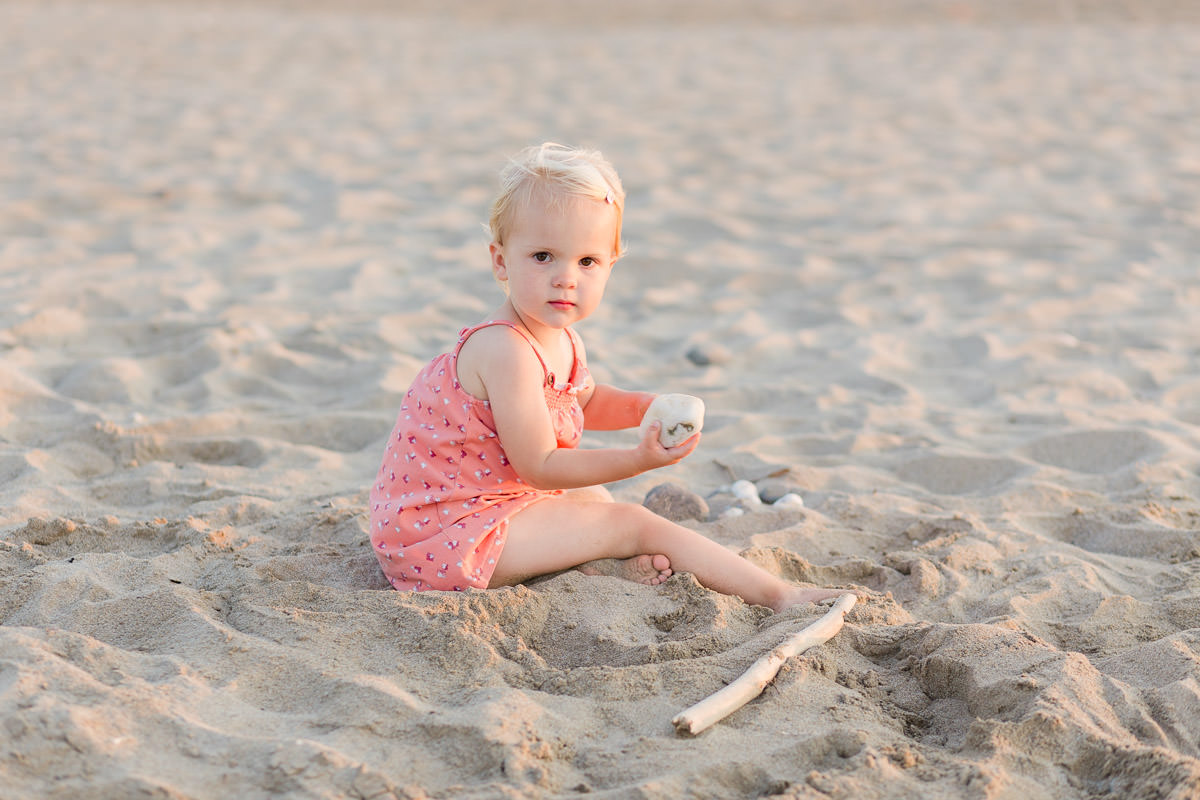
[664,432,701,457]
[638,423,699,466]
[640,420,663,448]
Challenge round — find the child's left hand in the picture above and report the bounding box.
[635,421,701,470]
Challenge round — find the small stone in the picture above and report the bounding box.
[684,344,731,367]
[719,506,745,519]
[730,480,763,506]
[756,476,804,504]
[685,346,710,366]
[643,483,709,522]
[773,493,805,510]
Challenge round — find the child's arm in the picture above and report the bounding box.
[580,384,655,431]
[469,328,697,491]
[572,334,654,431]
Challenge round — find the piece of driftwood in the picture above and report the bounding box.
[672,593,857,735]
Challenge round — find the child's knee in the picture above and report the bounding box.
[610,502,666,547]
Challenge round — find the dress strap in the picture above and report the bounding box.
[456,320,557,386]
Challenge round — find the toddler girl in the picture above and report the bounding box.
[369,143,855,611]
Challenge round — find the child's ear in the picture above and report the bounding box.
[489,242,507,281]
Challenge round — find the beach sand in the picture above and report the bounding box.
[3,1,1200,797]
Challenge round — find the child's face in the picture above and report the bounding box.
[490,189,619,335]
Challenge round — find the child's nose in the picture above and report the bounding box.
[553,268,578,288]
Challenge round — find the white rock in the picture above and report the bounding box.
[730,479,763,506]
[719,506,746,519]
[773,493,805,509]
[640,393,705,448]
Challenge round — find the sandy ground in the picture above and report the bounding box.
[3,1,1200,798]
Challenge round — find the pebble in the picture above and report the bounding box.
[643,483,709,522]
[685,343,731,367]
[773,493,805,509]
[730,480,763,506]
[755,477,803,504]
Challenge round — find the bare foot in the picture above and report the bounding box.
[772,586,863,613]
[577,554,673,586]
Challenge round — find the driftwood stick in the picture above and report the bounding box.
[672,593,857,735]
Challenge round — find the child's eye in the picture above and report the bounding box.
[533,252,551,263]
[580,257,596,267]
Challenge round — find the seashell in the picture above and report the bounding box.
[640,393,705,448]
[730,479,763,506]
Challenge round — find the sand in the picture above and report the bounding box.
[2,1,1200,797]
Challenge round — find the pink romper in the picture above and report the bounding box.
[368,321,593,591]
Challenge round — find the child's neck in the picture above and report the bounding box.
[498,305,566,347]
[496,304,571,371]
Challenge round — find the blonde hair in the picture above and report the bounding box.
[488,142,626,258]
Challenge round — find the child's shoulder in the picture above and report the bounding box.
[455,321,545,394]
[458,320,529,356]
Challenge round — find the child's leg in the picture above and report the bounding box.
[490,497,853,612]
[564,485,615,503]
[561,486,674,584]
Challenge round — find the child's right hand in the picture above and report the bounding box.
[636,421,701,470]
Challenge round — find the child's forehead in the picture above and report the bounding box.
[511,189,616,229]
[519,184,590,214]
